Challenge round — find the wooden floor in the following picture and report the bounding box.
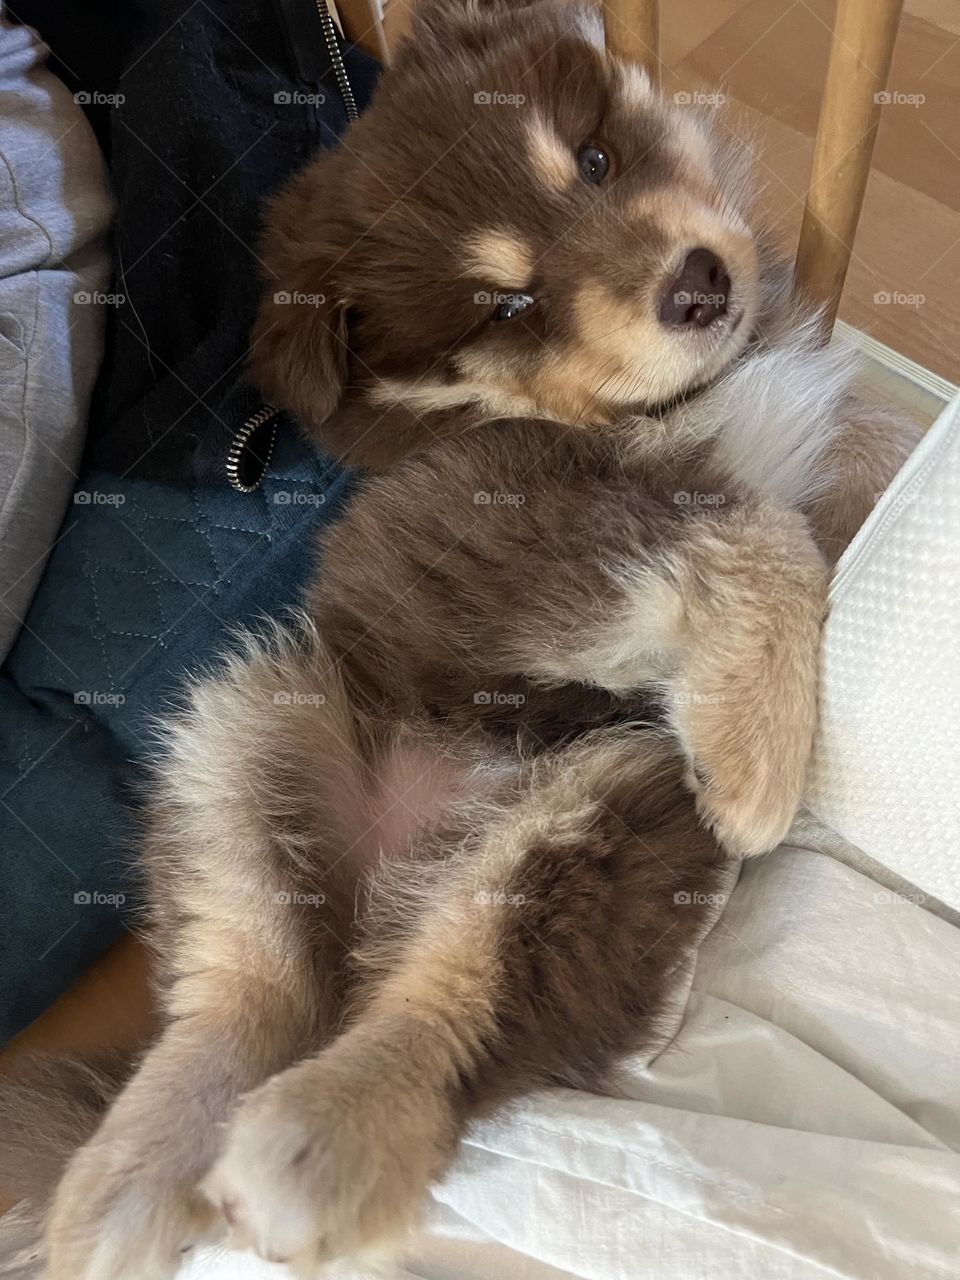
[659,0,960,382]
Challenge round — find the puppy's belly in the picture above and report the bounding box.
[346,742,481,869]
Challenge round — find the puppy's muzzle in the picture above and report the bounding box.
[658,247,732,328]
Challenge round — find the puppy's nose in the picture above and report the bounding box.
[658,248,731,327]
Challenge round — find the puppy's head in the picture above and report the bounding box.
[253,0,770,467]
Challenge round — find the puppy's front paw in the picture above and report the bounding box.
[686,747,805,858]
[673,668,818,858]
[202,1046,455,1272]
[45,1133,220,1280]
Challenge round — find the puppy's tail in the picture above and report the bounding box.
[0,1051,132,1275]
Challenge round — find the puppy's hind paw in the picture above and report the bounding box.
[202,1045,454,1273]
[45,1136,221,1280]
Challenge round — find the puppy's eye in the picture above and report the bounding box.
[492,293,535,321]
[577,144,609,185]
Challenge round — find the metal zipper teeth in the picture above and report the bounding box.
[228,2,358,491]
[315,0,359,123]
[226,404,280,492]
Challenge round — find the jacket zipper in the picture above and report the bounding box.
[227,0,358,491]
[315,0,359,123]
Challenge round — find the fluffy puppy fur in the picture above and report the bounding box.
[0,1,922,1276]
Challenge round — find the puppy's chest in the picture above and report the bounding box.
[671,341,855,509]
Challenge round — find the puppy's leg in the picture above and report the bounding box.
[45,946,318,1280]
[509,501,828,856]
[203,734,726,1271]
[806,394,925,563]
[44,631,365,1280]
[658,503,829,856]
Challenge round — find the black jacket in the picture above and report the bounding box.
[13,0,378,483]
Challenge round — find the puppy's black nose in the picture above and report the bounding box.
[659,248,731,327]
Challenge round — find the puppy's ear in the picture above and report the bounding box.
[397,0,542,61]
[318,395,481,471]
[250,153,352,440]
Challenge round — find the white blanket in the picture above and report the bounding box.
[185,395,960,1280]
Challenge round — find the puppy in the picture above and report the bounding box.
[6,1,921,1276]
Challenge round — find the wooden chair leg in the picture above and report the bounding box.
[336,0,389,62]
[794,0,903,336]
[602,0,661,84]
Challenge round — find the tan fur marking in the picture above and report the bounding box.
[369,374,540,422]
[571,281,690,408]
[462,228,533,286]
[526,115,576,191]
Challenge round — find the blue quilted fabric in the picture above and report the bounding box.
[0,0,379,1043]
[0,428,354,1042]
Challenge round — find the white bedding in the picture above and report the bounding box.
[184,394,960,1280]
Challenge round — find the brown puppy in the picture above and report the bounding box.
[7,1,922,1276]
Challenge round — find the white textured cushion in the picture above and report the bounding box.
[805,390,960,913]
